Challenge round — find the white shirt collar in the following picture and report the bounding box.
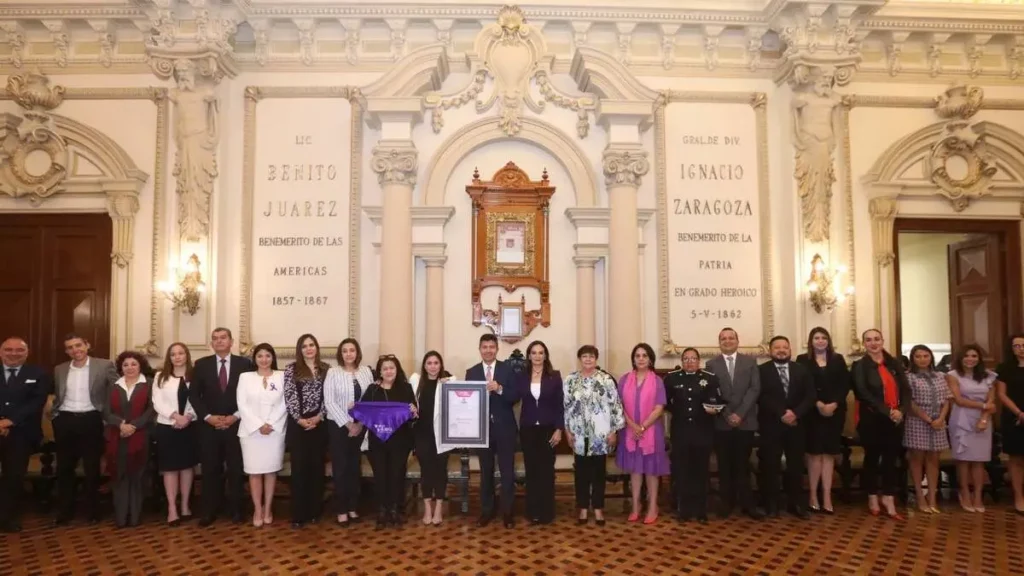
[116,374,147,390]
[216,354,231,363]
[723,353,736,361]
[70,358,90,370]
[483,361,496,371]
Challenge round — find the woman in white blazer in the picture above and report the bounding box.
[237,343,287,527]
[152,342,199,526]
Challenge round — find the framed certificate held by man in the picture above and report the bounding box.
[436,380,490,450]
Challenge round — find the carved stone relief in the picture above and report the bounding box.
[170,60,220,242]
[423,5,596,138]
[927,85,997,211]
[792,70,843,243]
[0,72,68,203]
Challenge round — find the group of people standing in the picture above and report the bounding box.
[2,325,1024,534]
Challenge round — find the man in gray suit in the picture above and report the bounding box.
[706,328,764,520]
[51,333,117,525]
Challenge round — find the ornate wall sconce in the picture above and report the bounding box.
[806,253,854,314]
[158,253,205,315]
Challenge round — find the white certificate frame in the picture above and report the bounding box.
[439,380,490,449]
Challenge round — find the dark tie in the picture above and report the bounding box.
[219,359,228,392]
[778,365,789,396]
[6,368,15,384]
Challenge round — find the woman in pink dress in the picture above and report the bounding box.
[947,344,997,512]
[616,343,669,525]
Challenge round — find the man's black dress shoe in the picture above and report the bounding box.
[292,521,305,529]
[595,518,606,527]
[697,515,709,525]
[789,506,810,519]
[1,521,22,533]
[198,516,215,527]
[53,514,73,527]
[745,508,766,520]
[476,513,493,527]
[231,512,243,524]
[502,514,514,528]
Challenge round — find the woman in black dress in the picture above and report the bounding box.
[364,354,417,529]
[996,333,1024,514]
[413,351,451,525]
[796,327,849,514]
[152,342,199,526]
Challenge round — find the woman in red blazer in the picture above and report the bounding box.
[516,341,564,524]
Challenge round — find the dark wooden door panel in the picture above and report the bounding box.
[948,235,1004,366]
[0,213,111,370]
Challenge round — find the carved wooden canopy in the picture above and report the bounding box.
[466,161,555,343]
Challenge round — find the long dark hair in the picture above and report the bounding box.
[251,343,279,371]
[158,341,193,388]
[375,354,409,389]
[525,340,554,377]
[952,344,988,382]
[908,344,935,374]
[806,327,834,359]
[417,351,449,403]
[630,342,657,372]
[293,333,328,380]
[336,338,362,370]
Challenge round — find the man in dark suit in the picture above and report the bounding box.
[465,333,521,528]
[189,327,254,526]
[0,337,51,533]
[757,335,815,518]
[51,333,118,525]
[705,327,764,520]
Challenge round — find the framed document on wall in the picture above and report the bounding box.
[466,162,554,343]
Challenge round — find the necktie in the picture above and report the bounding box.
[6,368,15,384]
[219,359,228,392]
[726,356,735,378]
[485,365,493,381]
[778,365,789,396]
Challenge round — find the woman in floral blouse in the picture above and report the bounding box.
[563,345,625,525]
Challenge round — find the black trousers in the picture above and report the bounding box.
[758,424,806,511]
[714,429,755,511]
[53,411,104,518]
[521,425,556,522]
[574,440,607,510]
[859,416,904,496]
[287,419,327,522]
[672,440,712,518]
[328,421,365,515]
[368,438,410,511]
[199,420,244,518]
[415,433,449,501]
[476,424,516,516]
[0,434,33,524]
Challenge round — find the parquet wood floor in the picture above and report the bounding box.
[4,499,1023,575]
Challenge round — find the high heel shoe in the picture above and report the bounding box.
[869,508,881,517]
[929,507,941,514]
[808,504,821,513]
[887,511,904,521]
[627,512,640,523]
[643,513,658,525]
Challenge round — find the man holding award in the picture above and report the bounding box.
[466,334,521,528]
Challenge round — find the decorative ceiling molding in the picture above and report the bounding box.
[0,1,1023,82]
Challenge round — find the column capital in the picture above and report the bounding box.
[422,255,448,268]
[139,1,238,83]
[602,144,649,188]
[573,255,601,268]
[770,2,872,87]
[371,140,418,186]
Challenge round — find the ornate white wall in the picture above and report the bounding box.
[2,1,1024,376]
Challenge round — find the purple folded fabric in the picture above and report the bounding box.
[350,401,413,441]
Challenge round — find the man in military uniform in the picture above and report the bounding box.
[665,347,723,523]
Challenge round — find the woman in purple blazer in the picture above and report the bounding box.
[517,341,564,525]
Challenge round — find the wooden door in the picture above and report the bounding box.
[947,235,1005,365]
[0,213,112,370]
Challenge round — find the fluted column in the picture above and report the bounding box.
[422,254,447,355]
[372,141,417,366]
[573,255,599,349]
[603,144,649,374]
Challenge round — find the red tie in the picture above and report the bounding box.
[218,359,228,392]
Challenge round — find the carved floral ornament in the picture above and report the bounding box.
[423,5,597,138]
[0,72,148,268]
[927,85,997,211]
